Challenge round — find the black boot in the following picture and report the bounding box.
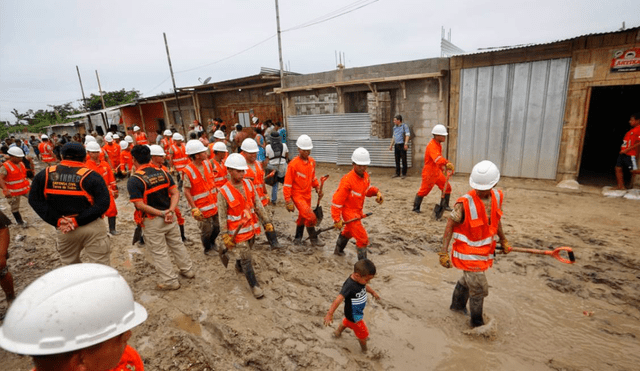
[334,234,349,256]
[202,237,213,255]
[444,194,452,211]
[179,225,187,242]
[266,231,281,249]
[469,297,485,327]
[235,259,243,273]
[12,212,24,226]
[357,247,368,260]
[412,196,423,213]
[449,282,469,314]
[208,225,220,252]
[108,217,118,235]
[306,227,325,247]
[293,225,304,245]
[139,234,145,245]
[241,259,264,299]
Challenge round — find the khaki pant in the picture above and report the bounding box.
[144,216,193,285]
[227,236,255,262]
[7,194,27,213]
[458,270,489,298]
[57,218,111,265]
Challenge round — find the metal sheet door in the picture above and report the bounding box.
[457,58,570,179]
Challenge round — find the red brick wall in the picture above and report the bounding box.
[121,102,165,142]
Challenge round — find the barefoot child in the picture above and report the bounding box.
[324,259,380,352]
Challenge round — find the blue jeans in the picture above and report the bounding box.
[271,182,279,203]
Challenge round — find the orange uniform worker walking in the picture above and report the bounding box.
[169,133,188,188]
[210,141,228,188]
[118,140,134,177]
[38,134,56,164]
[133,125,148,146]
[86,142,119,235]
[102,134,121,172]
[0,147,30,226]
[160,129,173,152]
[412,124,455,213]
[283,134,324,246]
[331,148,383,260]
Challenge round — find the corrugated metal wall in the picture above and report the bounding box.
[457,58,570,179]
[286,114,412,168]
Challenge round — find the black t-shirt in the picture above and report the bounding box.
[339,276,367,323]
[127,165,175,211]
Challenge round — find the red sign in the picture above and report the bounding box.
[610,48,640,72]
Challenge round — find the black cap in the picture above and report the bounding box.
[61,142,86,161]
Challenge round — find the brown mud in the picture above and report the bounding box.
[2,163,640,370]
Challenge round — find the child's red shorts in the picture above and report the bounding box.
[342,318,369,340]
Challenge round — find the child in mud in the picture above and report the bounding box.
[324,259,380,352]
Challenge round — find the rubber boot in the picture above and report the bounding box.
[449,282,469,314]
[266,231,281,249]
[307,226,325,247]
[293,225,305,245]
[469,297,485,327]
[108,217,119,235]
[12,212,24,226]
[208,225,220,253]
[334,234,349,256]
[202,238,213,255]
[412,196,423,213]
[179,224,187,243]
[615,167,626,189]
[235,259,243,273]
[139,234,145,245]
[357,247,368,261]
[444,194,452,211]
[241,259,264,299]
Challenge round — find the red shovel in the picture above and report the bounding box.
[497,245,576,264]
[313,174,329,224]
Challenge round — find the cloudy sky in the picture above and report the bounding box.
[1,0,638,123]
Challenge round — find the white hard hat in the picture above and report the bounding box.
[431,124,448,136]
[124,135,134,144]
[84,135,96,144]
[351,147,371,165]
[212,141,228,152]
[213,130,225,139]
[7,147,24,158]
[225,153,249,170]
[241,138,259,153]
[149,144,166,156]
[185,139,207,155]
[252,116,259,124]
[296,134,313,150]
[104,134,113,142]
[41,134,48,139]
[172,133,184,141]
[469,160,500,190]
[120,141,129,150]
[113,133,120,139]
[133,125,140,131]
[0,263,147,355]
[163,129,172,136]
[85,141,101,152]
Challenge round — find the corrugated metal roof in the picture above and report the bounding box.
[67,102,136,119]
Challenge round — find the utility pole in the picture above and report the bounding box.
[274,0,287,127]
[76,66,93,130]
[163,32,187,135]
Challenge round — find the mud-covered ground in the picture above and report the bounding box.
[2,162,640,370]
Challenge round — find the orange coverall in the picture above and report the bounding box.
[103,142,121,171]
[417,138,451,197]
[331,170,379,248]
[283,156,320,227]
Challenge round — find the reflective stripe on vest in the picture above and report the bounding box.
[43,165,94,204]
[219,179,259,243]
[452,250,491,261]
[39,143,55,162]
[171,145,188,169]
[183,162,217,217]
[4,161,30,196]
[452,232,494,247]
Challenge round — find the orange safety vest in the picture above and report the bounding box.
[103,142,121,169]
[451,189,504,272]
[161,137,171,152]
[243,159,268,206]
[86,158,117,217]
[218,178,261,243]
[331,169,378,222]
[182,160,218,218]
[170,143,189,170]
[3,161,30,196]
[38,142,55,162]
[134,132,148,145]
[43,162,94,206]
[211,158,227,188]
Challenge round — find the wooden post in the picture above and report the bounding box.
[163,101,170,130]
[194,92,202,123]
[138,104,146,134]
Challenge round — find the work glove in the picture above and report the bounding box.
[438,252,452,268]
[446,162,455,172]
[222,233,235,250]
[500,239,512,254]
[375,191,384,204]
[191,208,204,221]
[333,220,343,230]
[264,223,274,232]
[285,202,295,212]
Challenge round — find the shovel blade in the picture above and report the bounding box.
[132,225,143,245]
[314,206,324,224]
[433,201,445,220]
[219,251,229,268]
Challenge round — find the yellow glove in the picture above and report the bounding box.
[222,233,235,250]
[438,252,452,268]
[285,202,295,212]
[191,208,204,221]
[333,220,343,230]
[500,239,512,254]
[375,191,384,204]
[446,162,455,172]
[264,223,274,232]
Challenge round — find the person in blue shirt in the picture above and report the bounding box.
[388,114,411,178]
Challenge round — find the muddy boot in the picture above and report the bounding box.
[449,282,469,314]
[357,247,368,261]
[412,196,423,213]
[334,234,349,256]
[108,217,119,235]
[469,297,485,327]
[202,239,214,255]
[307,226,325,247]
[179,225,187,243]
[266,231,281,249]
[241,259,264,299]
[293,225,305,245]
[235,259,243,273]
[444,194,452,211]
[139,234,145,245]
[12,212,24,226]
[208,225,220,252]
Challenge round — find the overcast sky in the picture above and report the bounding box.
[1,0,638,123]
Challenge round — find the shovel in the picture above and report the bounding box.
[219,218,250,268]
[313,174,329,224]
[433,169,453,220]
[310,212,373,239]
[496,245,576,264]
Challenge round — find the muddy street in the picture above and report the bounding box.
[2,163,640,370]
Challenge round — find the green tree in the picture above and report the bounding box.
[86,89,140,111]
